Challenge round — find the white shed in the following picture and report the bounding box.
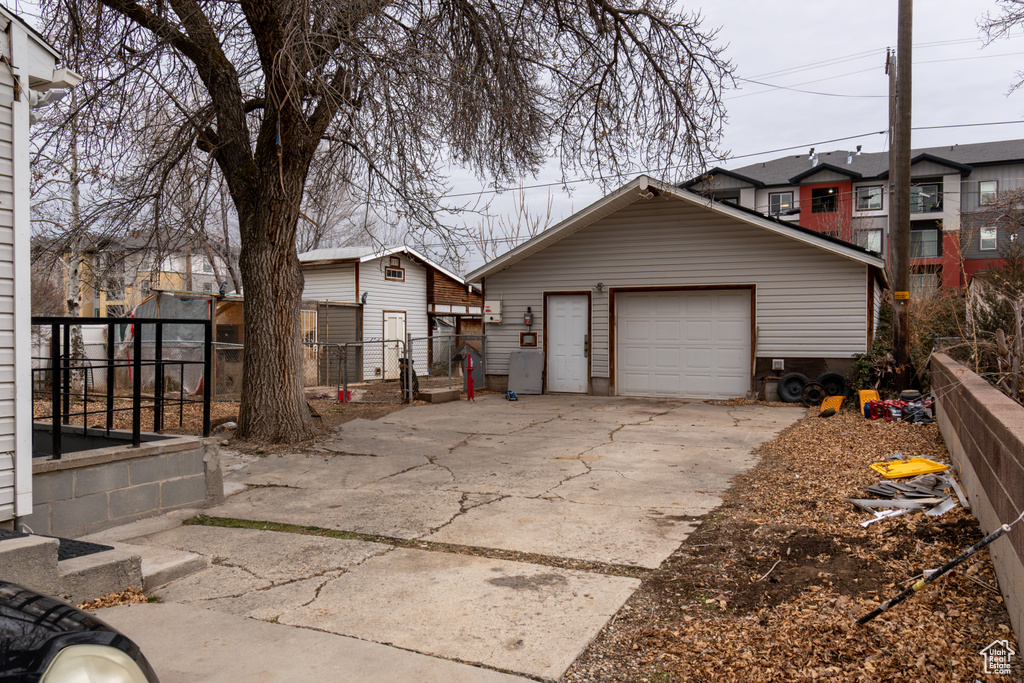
[1,8,80,526]
[299,246,435,379]
[467,176,888,400]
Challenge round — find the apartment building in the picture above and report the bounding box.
[684,139,1024,292]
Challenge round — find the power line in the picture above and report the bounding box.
[441,120,1024,201]
[734,77,888,99]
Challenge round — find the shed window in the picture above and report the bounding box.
[811,187,838,213]
[385,267,405,281]
[980,226,998,251]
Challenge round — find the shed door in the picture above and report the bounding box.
[616,289,750,399]
[383,311,406,380]
[547,294,589,393]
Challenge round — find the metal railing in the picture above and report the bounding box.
[31,316,212,459]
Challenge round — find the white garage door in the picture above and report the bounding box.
[616,289,751,399]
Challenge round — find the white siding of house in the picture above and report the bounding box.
[361,255,429,370]
[301,262,357,301]
[483,197,871,382]
[0,52,16,520]
[873,270,884,343]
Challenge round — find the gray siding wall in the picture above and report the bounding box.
[0,62,15,520]
[483,197,870,381]
[960,163,1024,213]
[301,262,356,301]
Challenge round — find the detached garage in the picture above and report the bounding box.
[467,176,888,400]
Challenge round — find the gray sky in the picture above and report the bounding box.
[457,0,1024,269]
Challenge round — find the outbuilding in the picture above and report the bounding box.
[466,176,888,399]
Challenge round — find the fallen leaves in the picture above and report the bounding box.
[564,408,1023,683]
[77,585,149,610]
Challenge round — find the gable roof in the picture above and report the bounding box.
[700,138,1024,188]
[679,167,765,189]
[298,245,469,287]
[466,176,888,287]
[877,152,974,179]
[788,162,862,184]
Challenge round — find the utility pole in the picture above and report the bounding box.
[891,0,913,391]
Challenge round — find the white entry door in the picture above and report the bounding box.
[546,294,588,393]
[383,311,406,380]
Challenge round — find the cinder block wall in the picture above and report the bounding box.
[22,437,223,538]
[932,353,1024,648]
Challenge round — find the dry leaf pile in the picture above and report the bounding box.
[564,410,1023,682]
[77,586,149,610]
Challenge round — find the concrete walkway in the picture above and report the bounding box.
[98,395,801,681]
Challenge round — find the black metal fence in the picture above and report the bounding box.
[31,316,212,459]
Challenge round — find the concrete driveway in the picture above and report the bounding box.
[97,395,801,681]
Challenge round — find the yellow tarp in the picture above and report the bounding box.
[869,458,949,479]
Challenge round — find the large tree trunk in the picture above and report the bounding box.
[235,185,315,442]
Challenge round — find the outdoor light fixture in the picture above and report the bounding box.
[595,282,605,292]
[360,292,368,304]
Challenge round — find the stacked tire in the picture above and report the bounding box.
[777,371,849,405]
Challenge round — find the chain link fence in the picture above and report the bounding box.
[407,334,485,394]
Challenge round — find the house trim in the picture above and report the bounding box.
[542,290,592,394]
[867,268,875,351]
[607,284,756,397]
[467,176,888,288]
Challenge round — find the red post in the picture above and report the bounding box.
[466,353,475,401]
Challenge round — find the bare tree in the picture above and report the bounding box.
[474,189,555,262]
[38,0,732,442]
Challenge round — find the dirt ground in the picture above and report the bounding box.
[563,409,1023,682]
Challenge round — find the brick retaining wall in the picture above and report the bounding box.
[932,353,1024,647]
[20,435,223,538]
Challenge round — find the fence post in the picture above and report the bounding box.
[132,322,142,448]
[50,322,61,460]
[203,320,212,437]
[154,323,163,432]
[106,321,115,433]
[62,323,70,425]
[448,334,453,391]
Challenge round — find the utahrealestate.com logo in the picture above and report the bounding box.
[980,639,1016,675]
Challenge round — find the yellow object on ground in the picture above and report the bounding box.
[869,458,950,479]
[859,389,880,412]
[819,396,844,415]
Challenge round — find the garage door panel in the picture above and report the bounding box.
[616,290,751,400]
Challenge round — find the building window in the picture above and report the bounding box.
[811,187,838,213]
[768,191,793,216]
[980,226,998,251]
[300,309,318,345]
[384,266,405,281]
[856,186,883,211]
[910,183,942,213]
[857,229,884,254]
[979,180,998,206]
[910,272,938,298]
[201,256,213,274]
[910,229,940,258]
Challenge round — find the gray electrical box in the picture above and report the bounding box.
[508,350,545,394]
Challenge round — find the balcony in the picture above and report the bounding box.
[910,184,942,214]
[910,228,941,259]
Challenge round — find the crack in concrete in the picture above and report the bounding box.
[420,492,508,537]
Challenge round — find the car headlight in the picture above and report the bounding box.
[40,644,150,683]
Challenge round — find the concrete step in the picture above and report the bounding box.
[111,542,209,591]
[419,388,461,403]
[78,508,208,590]
[0,534,143,605]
